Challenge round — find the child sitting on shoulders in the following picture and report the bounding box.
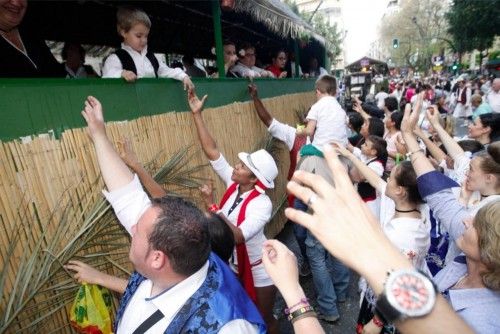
[102,7,194,89]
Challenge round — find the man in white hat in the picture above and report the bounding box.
[188,89,280,334]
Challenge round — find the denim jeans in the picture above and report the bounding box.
[292,198,309,267]
[305,232,350,317]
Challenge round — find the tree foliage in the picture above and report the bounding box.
[446,0,500,54]
[284,0,343,63]
[379,0,450,71]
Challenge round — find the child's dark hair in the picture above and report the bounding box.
[348,112,364,133]
[384,96,398,112]
[315,75,337,95]
[205,213,235,263]
[390,111,404,131]
[61,43,85,62]
[116,7,151,33]
[394,161,423,205]
[368,117,385,137]
[367,135,388,168]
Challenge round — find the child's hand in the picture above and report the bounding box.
[117,137,139,169]
[64,260,105,285]
[121,70,137,82]
[199,181,215,206]
[187,88,208,114]
[183,76,195,91]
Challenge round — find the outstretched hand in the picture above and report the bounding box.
[81,96,106,140]
[187,88,208,114]
[199,180,215,207]
[400,102,419,135]
[262,240,300,297]
[64,260,104,285]
[426,105,441,126]
[117,137,139,169]
[183,76,195,91]
[248,83,258,99]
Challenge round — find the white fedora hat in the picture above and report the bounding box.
[238,149,278,189]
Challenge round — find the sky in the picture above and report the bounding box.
[341,0,387,63]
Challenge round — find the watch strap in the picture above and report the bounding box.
[375,293,401,323]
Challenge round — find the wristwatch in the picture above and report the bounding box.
[375,269,437,323]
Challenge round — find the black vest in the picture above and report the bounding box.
[115,49,159,77]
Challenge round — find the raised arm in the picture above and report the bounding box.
[334,143,385,192]
[248,84,273,127]
[118,138,167,199]
[413,126,447,163]
[400,95,435,177]
[188,89,221,161]
[81,96,133,191]
[353,96,371,120]
[426,106,465,160]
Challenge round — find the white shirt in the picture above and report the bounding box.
[103,175,258,333]
[307,95,348,150]
[487,90,500,113]
[378,183,431,274]
[232,62,272,78]
[210,154,272,266]
[102,43,188,80]
[267,118,297,151]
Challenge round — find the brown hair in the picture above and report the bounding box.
[474,201,500,290]
[116,7,151,33]
[477,142,500,188]
[315,75,337,95]
[394,161,423,205]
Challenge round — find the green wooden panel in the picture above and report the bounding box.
[0,78,314,141]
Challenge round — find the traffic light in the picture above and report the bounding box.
[452,63,458,70]
[392,38,399,49]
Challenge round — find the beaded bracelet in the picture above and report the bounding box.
[287,305,315,322]
[284,298,309,315]
[208,203,219,213]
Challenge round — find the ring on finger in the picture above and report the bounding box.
[307,193,318,207]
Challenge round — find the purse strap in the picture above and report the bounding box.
[132,310,164,334]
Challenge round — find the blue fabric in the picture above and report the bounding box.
[305,233,350,316]
[425,209,450,276]
[114,253,266,334]
[417,171,459,198]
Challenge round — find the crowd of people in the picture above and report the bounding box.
[2,1,500,333]
[0,2,325,82]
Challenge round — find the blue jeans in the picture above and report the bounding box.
[305,232,350,316]
[292,198,309,267]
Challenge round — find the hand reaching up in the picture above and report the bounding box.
[187,88,208,114]
[81,96,106,141]
[117,137,139,169]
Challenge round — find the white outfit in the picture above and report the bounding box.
[391,89,403,103]
[210,154,273,287]
[453,87,472,118]
[102,43,188,81]
[267,118,296,150]
[486,90,500,113]
[232,62,272,78]
[375,91,389,110]
[103,175,257,334]
[378,183,431,273]
[307,95,348,150]
[353,147,385,217]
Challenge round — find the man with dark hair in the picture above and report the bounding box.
[81,96,265,334]
[384,96,399,112]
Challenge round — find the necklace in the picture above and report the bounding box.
[395,208,420,213]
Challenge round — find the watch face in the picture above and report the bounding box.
[386,270,436,317]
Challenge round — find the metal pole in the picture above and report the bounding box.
[211,0,225,78]
[294,39,301,78]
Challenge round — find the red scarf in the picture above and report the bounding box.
[219,180,267,303]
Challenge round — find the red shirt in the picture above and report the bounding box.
[266,64,283,78]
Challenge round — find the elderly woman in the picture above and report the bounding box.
[433,201,500,334]
[188,89,279,334]
[0,0,64,77]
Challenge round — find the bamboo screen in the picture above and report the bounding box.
[0,91,315,333]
